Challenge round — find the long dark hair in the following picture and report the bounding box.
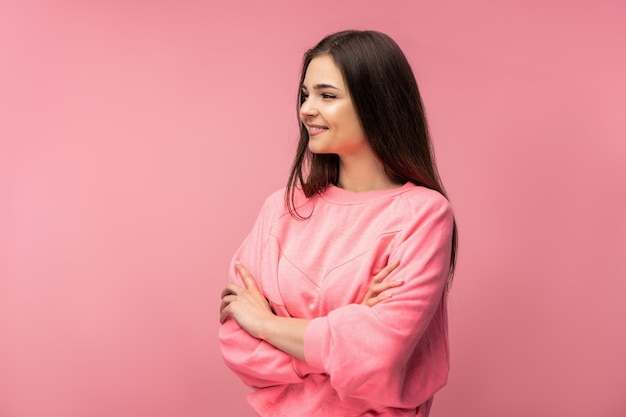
[285,30,458,284]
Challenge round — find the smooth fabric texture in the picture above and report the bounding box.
[219,182,453,417]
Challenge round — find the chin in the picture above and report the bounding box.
[307,143,331,155]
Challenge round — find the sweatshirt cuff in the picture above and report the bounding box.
[303,316,329,371]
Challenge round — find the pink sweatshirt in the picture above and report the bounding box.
[218,182,454,417]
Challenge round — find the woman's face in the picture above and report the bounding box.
[299,55,368,158]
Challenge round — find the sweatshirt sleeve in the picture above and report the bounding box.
[218,193,309,388]
[303,192,454,406]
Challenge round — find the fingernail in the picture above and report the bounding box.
[234,260,241,266]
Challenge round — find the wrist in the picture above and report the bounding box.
[258,313,278,342]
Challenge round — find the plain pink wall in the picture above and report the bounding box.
[1,1,624,416]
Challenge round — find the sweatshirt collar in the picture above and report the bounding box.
[320,182,415,204]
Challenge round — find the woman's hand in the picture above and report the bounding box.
[221,259,403,339]
[220,262,275,339]
[361,260,403,307]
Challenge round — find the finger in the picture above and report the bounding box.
[219,306,231,324]
[235,261,259,291]
[361,289,375,305]
[365,292,392,307]
[361,275,403,307]
[221,283,243,299]
[372,260,400,282]
[220,294,236,314]
[370,279,403,294]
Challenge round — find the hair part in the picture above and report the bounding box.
[285,30,458,286]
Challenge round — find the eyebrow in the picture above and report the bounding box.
[301,83,341,91]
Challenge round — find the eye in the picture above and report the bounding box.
[300,92,309,102]
[322,93,336,99]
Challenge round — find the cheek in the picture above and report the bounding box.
[339,105,362,133]
[345,114,365,139]
[329,105,354,129]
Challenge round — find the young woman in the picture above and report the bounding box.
[219,30,458,417]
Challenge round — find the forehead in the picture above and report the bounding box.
[303,55,346,88]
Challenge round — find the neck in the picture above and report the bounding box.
[337,151,402,193]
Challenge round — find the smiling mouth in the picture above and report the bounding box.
[307,125,328,134]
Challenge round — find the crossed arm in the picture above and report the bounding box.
[219,260,402,360]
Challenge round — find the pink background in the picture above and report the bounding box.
[1,1,625,416]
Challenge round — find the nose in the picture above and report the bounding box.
[299,97,318,120]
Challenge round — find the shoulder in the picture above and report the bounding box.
[256,187,287,220]
[259,186,311,217]
[263,187,286,208]
[390,185,454,249]
[398,184,453,218]
[264,185,315,214]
